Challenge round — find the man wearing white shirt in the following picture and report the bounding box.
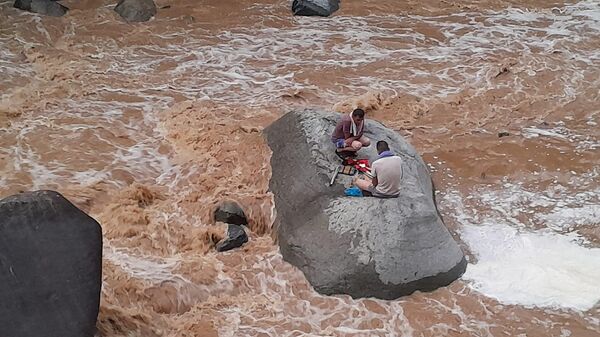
[353,140,402,198]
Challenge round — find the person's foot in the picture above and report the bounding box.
[335,149,357,160]
[335,150,349,160]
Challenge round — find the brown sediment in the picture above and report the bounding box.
[97,260,163,336]
[98,183,230,255]
[97,304,162,337]
[1,0,599,335]
[332,91,388,114]
[577,225,600,245]
[159,100,278,236]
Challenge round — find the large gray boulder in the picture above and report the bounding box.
[114,0,156,22]
[0,190,102,337]
[292,0,339,17]
[13,0,68,16]
[265,109,466,299]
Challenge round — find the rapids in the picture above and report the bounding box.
[1,0,599,335]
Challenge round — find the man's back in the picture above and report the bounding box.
[372,156,402,196]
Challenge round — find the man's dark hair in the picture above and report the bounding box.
[376,140,390,154]
[352,108,365,118]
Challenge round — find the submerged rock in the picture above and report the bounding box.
[13,0,68,16]
[0,190,102,337]
[265,109,467,299]
[216,224,249,252]
[292,0,339,17]
[114,0,156,22]
[214,200,248,226]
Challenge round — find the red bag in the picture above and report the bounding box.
[344,158,371,173]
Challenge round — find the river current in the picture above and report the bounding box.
[1,0,599,336]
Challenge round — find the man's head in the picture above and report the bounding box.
[376,140,390,154]
[351,108,365,123]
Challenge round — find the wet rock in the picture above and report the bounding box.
[0,190,102,337]
[292,0,339,17]
[114,0,156,22]
[214,201,248,226]
[216,224,249,252]
[13,0,69,16]
[265,109,467,300]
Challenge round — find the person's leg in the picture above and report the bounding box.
[353,175,372,190]
[336,139,360,153]
[358,135,371,147]
[353,176,375,196]
[350,140,363,151]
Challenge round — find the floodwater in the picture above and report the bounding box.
[1,0,599,335]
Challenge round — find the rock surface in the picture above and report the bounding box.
[0,190,102,337]
[292,0,339,17]
[13,0,68,16]
[265,109,467,299]
[114,0,156,22]
[216,224,249,252]
[214,200,248,226]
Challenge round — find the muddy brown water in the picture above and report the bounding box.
[1,0,599,336]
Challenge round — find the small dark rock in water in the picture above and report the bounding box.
[216,224,249,252]
[498,131,510,138]
[0,190,102,337]
[14,0,68,16]
[114,0,156,22]
[214,201,248,226]
[292,0,339,17]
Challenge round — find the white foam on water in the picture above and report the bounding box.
[460,223,600,311]
[522,126,570,140]
[61,0,598,107]
[440,168,600,311]
[206,248,417,336]
[1,0,599,195]
[31,15,51,42]
[521,124,599,152]
[2,103,176,189]
[0,40,29,79]
[72,169,113,187]
[0,175,7,189]
[537,204,600,231]
[1,1,598,334]
[104,245,236,302]
[104,246,179,282]
[448,189,584,232]
[482,179,599,233]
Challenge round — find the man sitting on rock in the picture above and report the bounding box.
[331,108,371,156]
[353,140,402,198]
